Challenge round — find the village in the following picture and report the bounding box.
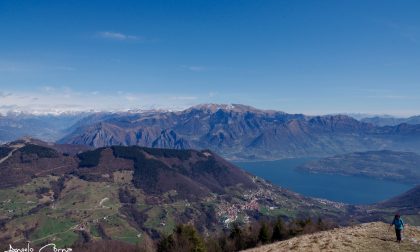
[215,187,278,227]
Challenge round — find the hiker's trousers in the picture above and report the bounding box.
[395,228,402,241]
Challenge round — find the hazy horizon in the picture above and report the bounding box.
[0,101,418,118]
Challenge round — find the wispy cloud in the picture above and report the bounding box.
[0,61,24,72]
[208,92,218,98]
[50,66,76,71]
[41,86,58,93]
[329,87,419,101]
[365,94,416,100]
[0,88,201,115]
[0,92,12,98]
[360,88,419,100]
[170,96,198,101]
[96,31,142,41]
[0,60,75,73]
[381,20,419,43]
[181,65,207,72]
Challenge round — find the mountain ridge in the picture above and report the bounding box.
[298,150,420,184]
[59,105,420,160]
[2,104,420,160]
[361,115,420,126]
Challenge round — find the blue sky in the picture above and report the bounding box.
[1,0,420,115]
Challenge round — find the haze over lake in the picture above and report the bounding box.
[235,158,413,205]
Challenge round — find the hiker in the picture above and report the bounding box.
[390,214,404,243]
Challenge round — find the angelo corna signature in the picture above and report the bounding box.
[4,243,72,252]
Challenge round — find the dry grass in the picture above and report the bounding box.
[244,222,420,252]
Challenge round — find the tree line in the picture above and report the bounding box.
[157,217,334,252]
[73,217,335,252]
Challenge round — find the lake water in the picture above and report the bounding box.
[235,158,413,205]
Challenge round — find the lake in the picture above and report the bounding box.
[235,158,413,205]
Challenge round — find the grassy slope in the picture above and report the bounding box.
[0,173,345,248]
[244,222,420,252]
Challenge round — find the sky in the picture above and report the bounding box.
[1,0,420,116]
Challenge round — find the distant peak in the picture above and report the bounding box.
[188,103,283,114]
[190,103,238,111]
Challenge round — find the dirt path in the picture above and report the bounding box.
[34,165,73,176]
[0,143,26,164]
[0,147,18,164]
[244,222,420,252]
[99,197,110,208]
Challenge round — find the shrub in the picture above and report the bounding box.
[258,222,270,244]
[158,224,206,252]
[112,146,166,193]
[19,144,59,158]
[0,147,12,159]
[77,148,105,167]
[272,218,287,241]
[143,147,191,160]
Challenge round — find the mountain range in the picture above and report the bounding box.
[1,104,420,160]
[0,112,87,143]
[360,115,420,126]
[58,104,420,160]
